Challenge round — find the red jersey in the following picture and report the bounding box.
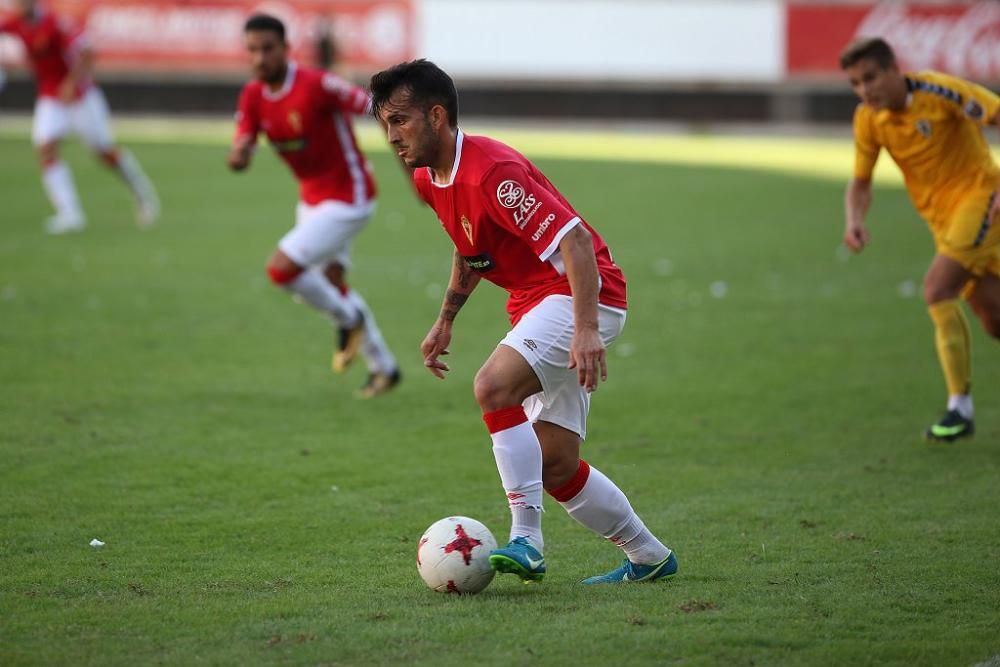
[0,8,90,100]
[235,63,376,206]
[414,131,627,324]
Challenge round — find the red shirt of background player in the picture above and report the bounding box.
[414,131,628,324]
[234,63,376,207]
[0,8,90,100]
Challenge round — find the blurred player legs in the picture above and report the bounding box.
[33,88,159,233]
[272,199,398,381]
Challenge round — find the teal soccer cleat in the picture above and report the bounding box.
[581,551,678,584]
[488,536,546,583]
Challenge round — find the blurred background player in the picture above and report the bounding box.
[370,59,676,584]
[841,37,1000,442]
[227,14,399,398]
[0,0,159,234]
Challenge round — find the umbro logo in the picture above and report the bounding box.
[523,339,538,351]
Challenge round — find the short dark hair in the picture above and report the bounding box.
[839,37,896,70]
[244,13,285,41]
[369,59,459,127]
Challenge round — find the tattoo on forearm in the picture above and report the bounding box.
[440,289,467,323]
[455,255,473,290]
[445,289,468,308]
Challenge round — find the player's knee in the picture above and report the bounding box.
[37,143,58,166]
[981,312,1000,339]
[323,263,346,290]
[98,149,120,168]
[266,263,303,286]
[473,370,515,412]
[542,454,578,490]
[924,282,959,305]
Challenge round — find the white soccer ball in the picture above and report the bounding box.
[416,516,497,594]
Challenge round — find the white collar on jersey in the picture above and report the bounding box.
[263,61,297,101]
[429,128,464,188]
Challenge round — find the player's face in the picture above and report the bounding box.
[845,58,905,111]
[378,91,441,169]
[15,0,37,15]
[244,30,288,84]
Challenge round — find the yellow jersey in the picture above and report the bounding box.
[852,70,1000,231]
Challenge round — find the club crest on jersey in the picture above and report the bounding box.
[915,119,932,138]
[496,180,526,209]
[461,215,474,245]
[288,111,303,133]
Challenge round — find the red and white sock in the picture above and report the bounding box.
[549,459,669,565]
[345,288,396,374]
[116,148,156,203]
[484,406,544,549]
[42,160,84,222]
[286,268,361,327]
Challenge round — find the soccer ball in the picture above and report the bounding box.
[416,516,497,594]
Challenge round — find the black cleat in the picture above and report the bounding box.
[332,314,366,374]
[925,410,974,443]
[357,367,401,399]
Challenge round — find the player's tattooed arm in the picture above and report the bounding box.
[439,250,480,322]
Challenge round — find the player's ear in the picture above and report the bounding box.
[429,104,447,131]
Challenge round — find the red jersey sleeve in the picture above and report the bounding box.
[482,162,581,261]
[56,15,87,56]
[319,72,371,115]
[234,85,259,144]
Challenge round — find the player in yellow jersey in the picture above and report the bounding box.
[841,37,1000,442]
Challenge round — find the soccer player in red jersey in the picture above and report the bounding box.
[228,14,399,397]
[0,0,159,234]
[370,60,677,584]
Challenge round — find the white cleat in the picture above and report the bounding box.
[45,215,86,235]
[135,192,160,228]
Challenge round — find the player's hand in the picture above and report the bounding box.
[227,136,254,171]
[57,78,76,103]
[421,321,452,379]
[844,221,870,253]
[227,145,251,171]
[568,327,606,393]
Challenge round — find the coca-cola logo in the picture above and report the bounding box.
[856,3,1000,81]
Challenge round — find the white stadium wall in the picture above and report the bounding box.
[417,0,786,84]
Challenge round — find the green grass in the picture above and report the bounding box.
[1,131,999,667]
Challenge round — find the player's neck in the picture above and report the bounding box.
[429,128,458,184]
[887,79,909,112]
[264,64,289,93]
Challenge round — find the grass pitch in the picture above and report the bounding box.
[0,123,998,666]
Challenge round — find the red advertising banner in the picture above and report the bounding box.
[0,0,415,74]
[787,2,1000,82]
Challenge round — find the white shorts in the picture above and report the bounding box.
[32,87,115,150]
[279,199,376,268]
[499,294,627,440]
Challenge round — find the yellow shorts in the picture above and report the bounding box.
[933,189,1000,297]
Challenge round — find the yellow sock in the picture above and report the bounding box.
[928,299,972,396]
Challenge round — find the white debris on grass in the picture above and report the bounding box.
[709,280,728,298]
[615,342,636,358]
[89,538,105,548]
[897,280,917,298]
[652,258,673,277]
